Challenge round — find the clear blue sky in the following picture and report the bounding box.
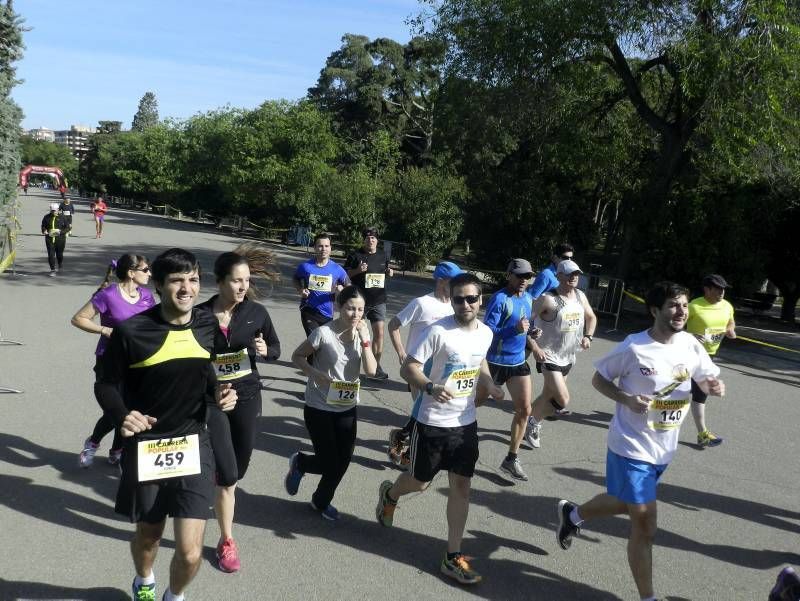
[12,0,419,130]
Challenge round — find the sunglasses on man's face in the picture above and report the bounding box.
[560,254,573,260]
[453,294,481,305]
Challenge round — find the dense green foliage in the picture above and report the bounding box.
[19,137,78,183]
[63,5,800,319]
[0,0,23,226]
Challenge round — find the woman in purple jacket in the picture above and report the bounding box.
[71,253,155,467]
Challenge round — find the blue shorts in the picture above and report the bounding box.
[605,449,668,505]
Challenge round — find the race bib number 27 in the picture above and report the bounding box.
[137,434,201,482]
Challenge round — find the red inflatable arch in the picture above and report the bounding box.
[19,165,65,189]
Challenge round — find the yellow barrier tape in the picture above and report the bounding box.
[737,336,800,355]
[0,249,16,274]
[623,289,646,304]
[623,289,799,355]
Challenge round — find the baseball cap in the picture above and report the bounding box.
[49,203,59,211]
[557,259,582,275]
[433,261,463,280]
[507,258,533,275]
[702,274,730,289]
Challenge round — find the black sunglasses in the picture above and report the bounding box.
[135,267,151,273]
[514,272,534,279]
[453,294,481,305]
[560,254,573,260]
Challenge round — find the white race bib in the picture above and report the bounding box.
[308,274,333,292]
[365,273,385,289]
[561,311,581,332]
[326,379,360,406]
[62,210,71,216]
[704,327,726,346]
[214,348,251,381]
[444,367,480,398]
[137,434,201,482]
[647,399,690,431]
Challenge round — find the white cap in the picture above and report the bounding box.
[557,259,582,275]
[49,203,59,211]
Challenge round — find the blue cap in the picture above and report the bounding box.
[433,261,463,280]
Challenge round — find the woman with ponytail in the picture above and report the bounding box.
[70,254,155,467]
[197,242,281,573]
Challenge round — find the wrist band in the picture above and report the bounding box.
[584,334,593,341]
[362,340,371,348]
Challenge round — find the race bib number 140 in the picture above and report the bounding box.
[647,399,690,431]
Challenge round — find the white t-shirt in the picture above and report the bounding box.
[395,293,455,352]
[597,330,720,465]
[304,324,363,413]
[408,315,493,428]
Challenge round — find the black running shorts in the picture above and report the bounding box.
[488,362,531,386]
[408,421,479,482]
[536,362,573,377]
[116,430,215,524]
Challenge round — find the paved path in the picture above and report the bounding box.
[1,190,799,601]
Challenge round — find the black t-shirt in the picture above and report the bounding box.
[96,306,217,438]
[345,249,389,306]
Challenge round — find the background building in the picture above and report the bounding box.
[54,124,96,160]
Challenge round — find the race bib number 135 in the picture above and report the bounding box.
[445,368,480,398]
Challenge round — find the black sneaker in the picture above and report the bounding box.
[556,499,580,550]
[770,566,800,601]
[372,366,389,380]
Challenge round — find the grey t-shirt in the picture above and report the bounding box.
[305,323,363,412]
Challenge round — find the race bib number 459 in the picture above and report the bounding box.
[137,434,201,482]
[647,399,690,431]
[445,368,480,398]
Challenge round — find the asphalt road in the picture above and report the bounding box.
[1,190,798,601]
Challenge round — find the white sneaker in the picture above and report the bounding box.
[79,437,99,468]
[524,419,542,449]
[500,456,528,481]
[49,270,57,277]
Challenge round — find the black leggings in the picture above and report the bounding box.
[208,393,261,487]
[90,360,123,450]
[297,405,357,510]
[45,236,65,270]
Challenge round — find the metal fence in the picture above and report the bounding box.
[580,273,626,331]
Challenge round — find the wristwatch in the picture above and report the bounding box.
[584,334,593,341]
[424,381,434,395]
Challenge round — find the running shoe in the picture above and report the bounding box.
[371,366,390,380]
[556,499,580,550]
[387,428,407,466]
[108,448,123,466]
[49,270,57,277]
[376,480,397,527]
[697,430,724,447]
[284,452,303,496]
[769,566,800,601]
[500,456,528,481]
[216,537,241,572]
[524,419,541,449]
[131,578,156,601]
[79,438,99,468]
[310,500,340,521]
[440,553,482,585]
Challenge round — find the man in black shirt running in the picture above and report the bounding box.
[97,248,237,601]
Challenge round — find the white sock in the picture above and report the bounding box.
[133,571,154,586]
[163,590,185,601]
[569,507,584,526]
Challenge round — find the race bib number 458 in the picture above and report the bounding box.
[214,349,251,381]
[137,434,201,482]
[445,368,480,398]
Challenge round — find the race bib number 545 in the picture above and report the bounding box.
[137,434,201,482]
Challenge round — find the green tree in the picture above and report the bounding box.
[131,91,159,132]
[309,34,445,164]
[423,0,800,278]
[0,0,23,217]
[19,137,78,183]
